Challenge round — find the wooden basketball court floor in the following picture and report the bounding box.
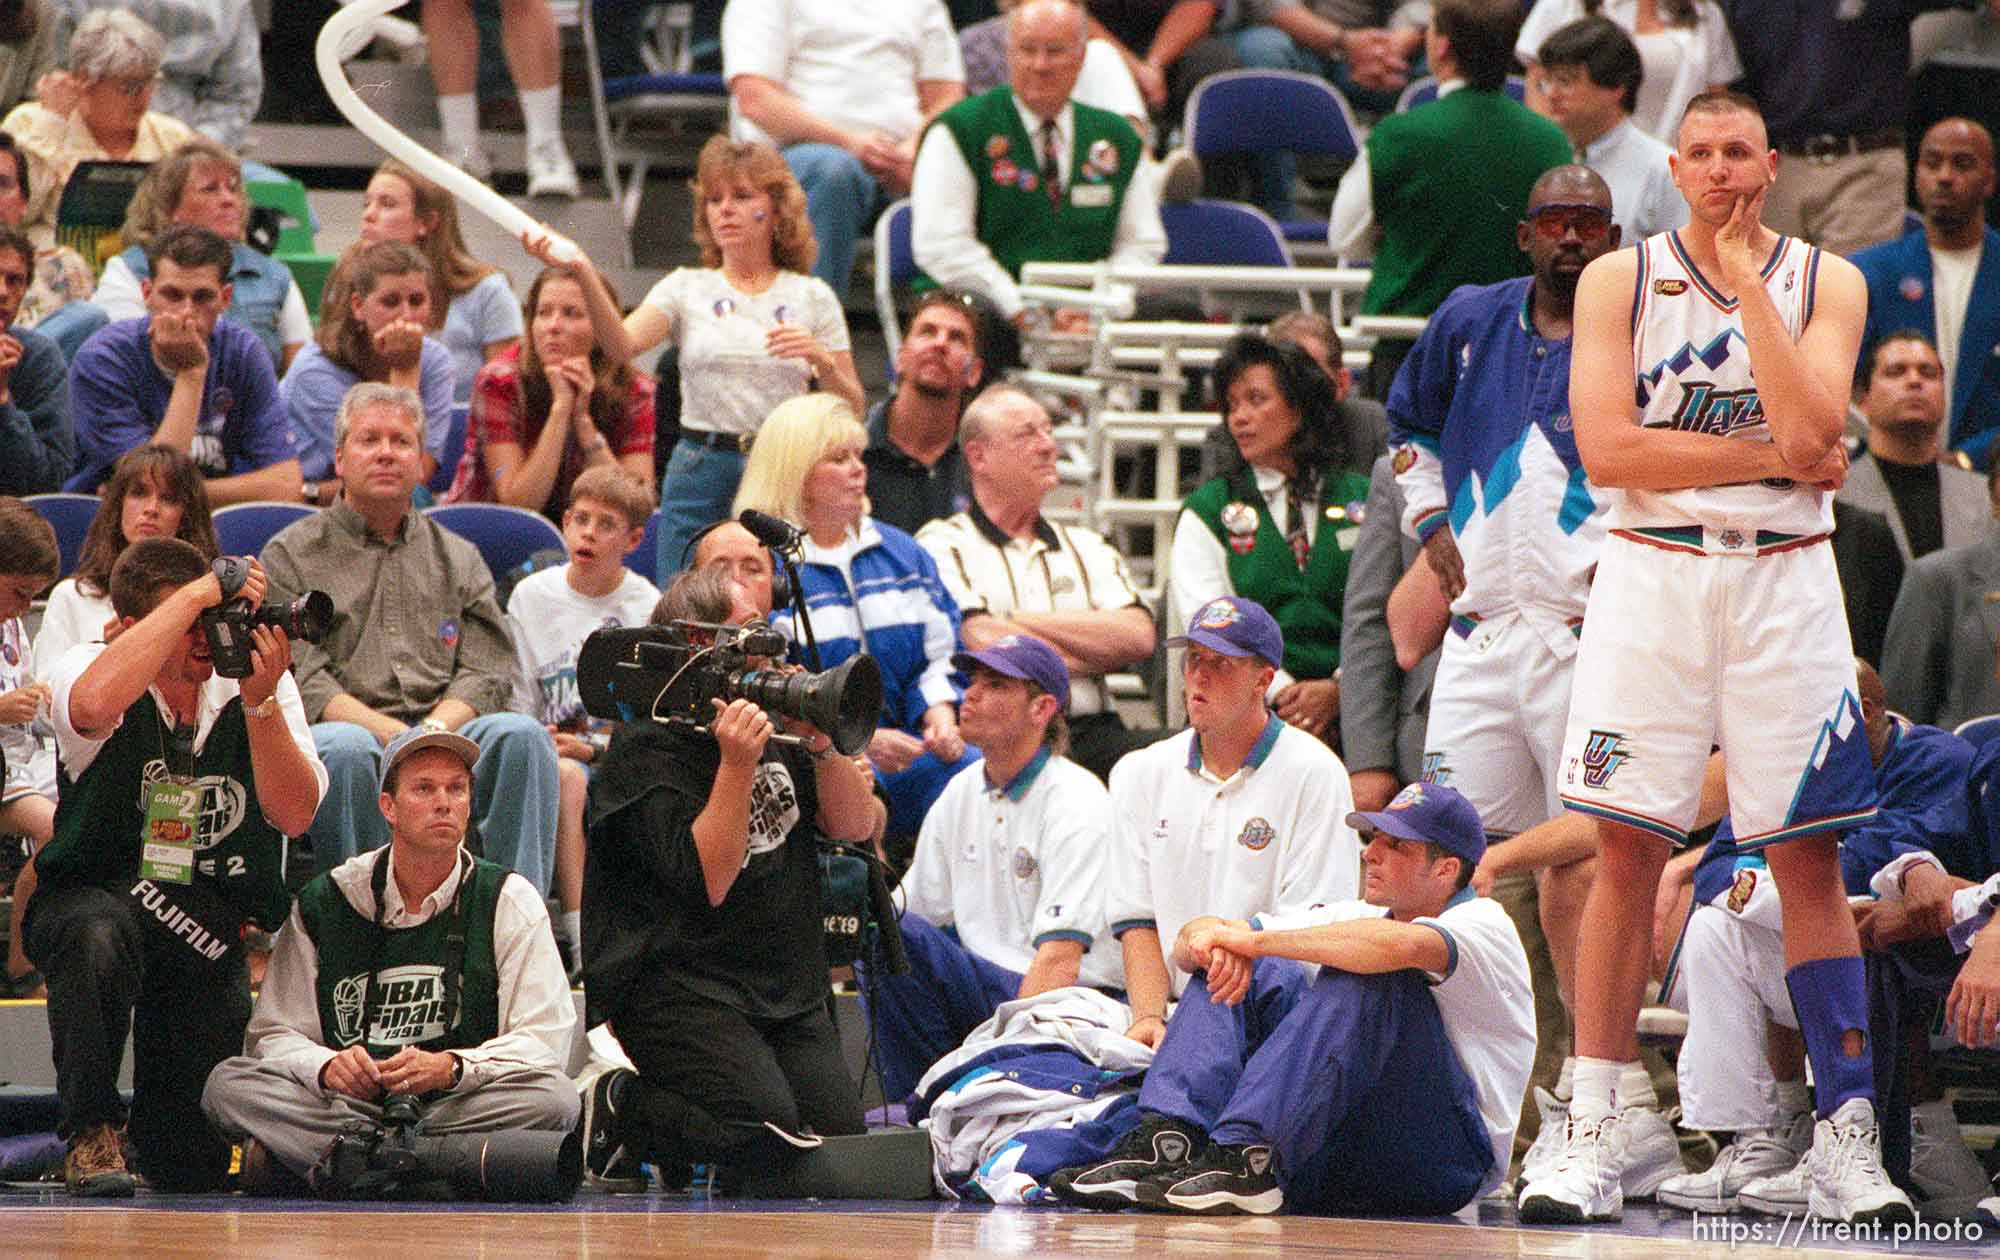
[1,1190,1992,1258]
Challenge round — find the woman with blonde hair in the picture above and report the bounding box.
[358,157,522,403]
[734,393,970,851]
[94,138,312,370]
[448,262,655,518]
[280,239,455,503]
[623,135,864,578]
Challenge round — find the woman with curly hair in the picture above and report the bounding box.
[94,137,313,371]
[622,134,864,578]
[448,262,655,518]
[358,157,522,403]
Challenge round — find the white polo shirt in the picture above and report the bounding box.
[902,747,1124,989]
[1257,892,1536,1196]
[1105,716,1360,997]
[918,505,1150,716]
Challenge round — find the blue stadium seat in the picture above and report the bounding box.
[1395,74,1528,112]
[212,502,315,560]
[431,403,470,495]
[23,492,99,580]
[1955,714,2000,750]
[627,510,664,585]
[1184,70,1361,246]
[874,198,919,358]
[425,503,566,582]
[1161,199,1295,267]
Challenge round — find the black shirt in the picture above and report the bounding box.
[582,720,827,1026]
[1873,451,1946,559]
[863,395,972,537]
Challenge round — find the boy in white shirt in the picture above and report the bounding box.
[506,467,659,972]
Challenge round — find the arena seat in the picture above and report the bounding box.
[873,198,919,359]
[23,493,99,579]
[1954,713,2000,750]
[628,510,664,584]
[1395,74,1528,112]
[1184,70,1359,245]
[426,503,566,581]
[576,0,729,264]
[212,501,315,560]
[432,403,471,495]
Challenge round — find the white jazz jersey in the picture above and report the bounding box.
[1623,230,1831,540]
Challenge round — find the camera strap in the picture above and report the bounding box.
[358,846,471,1051]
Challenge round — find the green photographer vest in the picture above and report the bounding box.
[43,690,289,930]
[923,87,1142,283]
[1184,466,1373,682]
[298,850,506,1056]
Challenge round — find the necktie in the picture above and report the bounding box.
[1285,477,1314,570]
[1038,118,1062,210]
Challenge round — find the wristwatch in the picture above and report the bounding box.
[245,694,281,720]
[446,1054,464,1089]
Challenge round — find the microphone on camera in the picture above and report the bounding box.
[738,508,803,550]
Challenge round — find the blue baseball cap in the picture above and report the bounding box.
[1165,596,1284,669]
[1346,781,1487,870]
[952,633,1070,709]
[379,725,481,794]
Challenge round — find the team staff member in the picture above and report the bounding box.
[866,633,1124,1101]
[577,566,881,1191]
[203,727,578,1193]
[1050,783,1534,1217]
[32,537,325,1196]
[1105,596,1360,1053]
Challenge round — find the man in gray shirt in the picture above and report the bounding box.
[261,382,559,896]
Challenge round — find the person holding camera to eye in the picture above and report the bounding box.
[576,564,881,1192]
[31,535,325,1197]
[202,726,579,1199]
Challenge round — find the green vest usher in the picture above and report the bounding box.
[43,690,290,929]
[1184,466,1373,681]
[297,855,507,1057]
[925,87,1143,283]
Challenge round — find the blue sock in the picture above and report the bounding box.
[1785,956,1873,1118]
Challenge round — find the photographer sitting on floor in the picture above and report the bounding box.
[202,725,579,1197]
[577,564,881,1191]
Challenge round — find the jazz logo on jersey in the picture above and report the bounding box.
[1237,817,1276,852]
[1580,730,1633,789]
[1420,752,1452,785]
[1669,382,1765,435]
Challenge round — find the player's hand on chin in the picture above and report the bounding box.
[1712,186,1769,292]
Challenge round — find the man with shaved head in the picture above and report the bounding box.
[1853,119,2000,468]
[1384,163,1639,1195]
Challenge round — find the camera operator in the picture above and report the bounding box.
[32,537,325,1196]
[202,727,578,1196]
[577,565,879,1190]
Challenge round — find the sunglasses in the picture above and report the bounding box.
[1526,204,1613,241]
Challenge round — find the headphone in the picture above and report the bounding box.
[680,518,795,608]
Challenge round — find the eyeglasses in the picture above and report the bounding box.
[1526,204,1613,241]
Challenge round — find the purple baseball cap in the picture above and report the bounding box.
[1346,781,1487,870]
[952,633,1070,709]
[1165,596,1284,669]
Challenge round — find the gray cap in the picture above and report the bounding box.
[379,725,481,793]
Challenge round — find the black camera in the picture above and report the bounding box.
[311,1092,581,1202]
[198,556,332,678]
[575,620,883,756]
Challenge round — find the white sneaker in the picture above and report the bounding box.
[1657,1130,1802,1211]
[1807,1097,1916,1225]
[1519,1087,1568,1184]
[526,139,580,199]
[1909,1099,1989,1204]
[452,144,493,184]
[1518,1111,1624,1224]
[1738,1154,1810,1215]
[1614,1106,1686,1199]
[1977,1193,1998,1227]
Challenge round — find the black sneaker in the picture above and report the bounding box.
[1047,1113,1204,1209]
[1143,1143,1283,1215]
[580,1065,648,1192]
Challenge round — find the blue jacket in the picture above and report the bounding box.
[1852,226,2000,468]
[769,517,964,734]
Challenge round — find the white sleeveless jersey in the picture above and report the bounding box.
[1620,230,1832,541]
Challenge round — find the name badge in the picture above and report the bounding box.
[141,779,200,885]
[1070,184,1113,208]
[1336,526,1361,552]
